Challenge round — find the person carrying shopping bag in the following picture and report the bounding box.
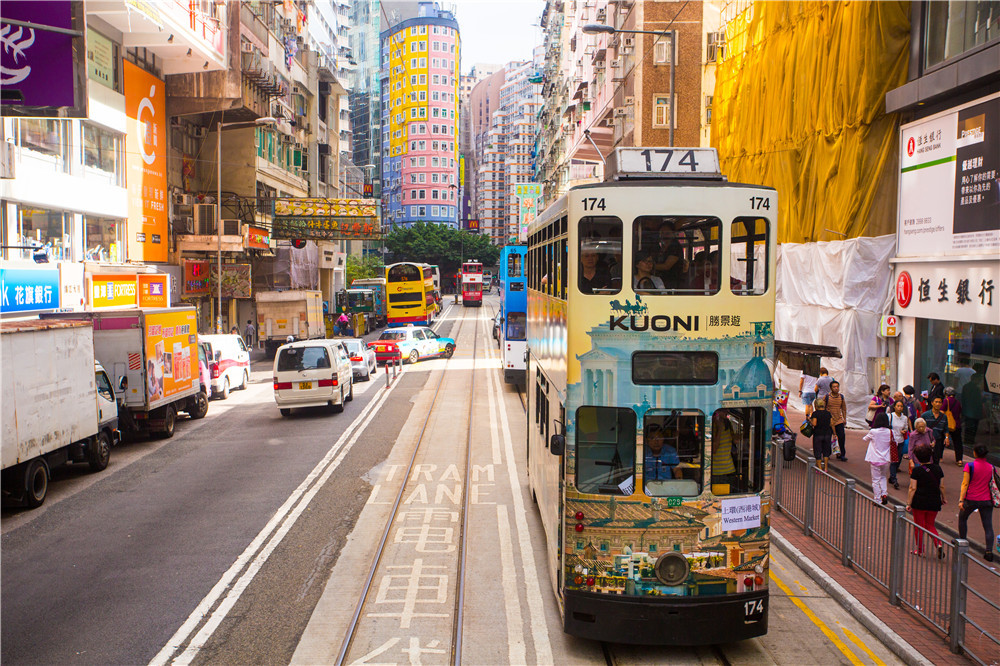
[888,400,911,490]
[957,445,997,563]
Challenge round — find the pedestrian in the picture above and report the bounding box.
[888,400,911,490]
[230,325,239,336]
[867,383,892,426]
[958,445,996,562]
[826,380,849,461]
[906,444,946,558]
[800,371,818,417]
[336,311,350,336]
[942,386,964,466]
[921,397,951,464]
[244,319,256,348]
[810,398,833,472]
[926,372,945,405]
[814,367,833,402]
[902,385,921,424]
[961,365,985,448]
[864,411,893,504]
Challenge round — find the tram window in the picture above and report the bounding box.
[632,216,722,294]
[711,407,767,495]
[559,238,568,300]
[507,252,522,278]
[632,351,718,385]
[642,411,704,497]
[731,218,769,295]
[575,406,636,495]
[578,216,622,295]
[507,312,526,341]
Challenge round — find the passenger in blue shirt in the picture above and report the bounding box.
[644,424,680,480]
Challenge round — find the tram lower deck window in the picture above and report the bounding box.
[574,406,636,495]
[642,411,704,497]
[711,407,767,495]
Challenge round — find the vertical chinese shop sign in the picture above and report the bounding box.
[124,61,167,263]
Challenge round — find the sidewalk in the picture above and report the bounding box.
[778,404,999,664]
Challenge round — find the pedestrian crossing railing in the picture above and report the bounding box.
[771,442,1000,663]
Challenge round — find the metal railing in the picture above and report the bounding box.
[771,442,1000,663]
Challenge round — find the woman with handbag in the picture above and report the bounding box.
[888,400,910,490]
[958,444,997,562]
[867,384,892,426]
[906,444,947,558]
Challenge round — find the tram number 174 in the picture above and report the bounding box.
[744,598,765,621]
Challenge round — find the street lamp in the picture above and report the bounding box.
[581,23,676,146]
[215,116,276,333]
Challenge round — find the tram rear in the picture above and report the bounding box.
[498,245,527,384]
[526,148,776,645]
[461,261,483,307]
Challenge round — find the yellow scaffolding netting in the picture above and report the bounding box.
[712,1,911,242]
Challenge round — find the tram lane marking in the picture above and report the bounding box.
[484,320,553,665]
[768,570,865,666]
[367,559,450,628]
[149,361,402,666]
[497,503,528,665]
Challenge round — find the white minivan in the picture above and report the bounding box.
[199,334,251,399]
[273,339,353,417]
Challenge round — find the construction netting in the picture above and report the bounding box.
[713,1,911,242]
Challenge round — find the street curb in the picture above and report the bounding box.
[771,527,934,666]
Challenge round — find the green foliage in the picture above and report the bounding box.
[383,222,500,274]
[345,254,384,285]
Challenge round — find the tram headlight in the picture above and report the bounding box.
[653,552,690,586]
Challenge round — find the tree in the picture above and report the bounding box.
[345,254,384,286]
[383,222,500,275]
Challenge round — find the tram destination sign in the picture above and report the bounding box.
[611,147,722,178]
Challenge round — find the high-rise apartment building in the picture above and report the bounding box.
[459,64,501,230]
[380,2,461,228]
[348,0,380,197]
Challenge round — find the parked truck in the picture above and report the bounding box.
[1,319,120,508]
[256,289,325,356]
[349,278,387,327]
[44,306,207,438]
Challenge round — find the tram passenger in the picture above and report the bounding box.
[633,251,665,292]
[711,410,738,492]
[644,423,680,480]
[652,223,687,288]
[579,246,613,294]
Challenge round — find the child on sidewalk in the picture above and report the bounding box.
[863,412,893,504]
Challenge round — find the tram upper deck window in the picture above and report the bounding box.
[632,216,722,294]
[643,411,704,497]
[711,407,767,495]
[575,406,635,495]
[730,218,769,295]
[507,252,523,278]
[578,216,622,295]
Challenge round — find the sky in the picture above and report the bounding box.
[453,1,546,74]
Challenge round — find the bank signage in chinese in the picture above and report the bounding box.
[894,262,997,325]
[0,267,60,314]
[898,93,999,256]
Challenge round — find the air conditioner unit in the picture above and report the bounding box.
[620,46,633,55]
[172,191,192,206]
[193,204,217,235]
[178,216,194,234]
[623,36,634,47]
[193,126,208,139]
[241,41,254,54]
[608,58,621,69]
[623,96,634,106]
[613,107,627,117]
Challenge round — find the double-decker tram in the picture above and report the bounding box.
[497,245,527,384]
[526,147,776,645]
[385,262,437,327]
[460,260,483,307]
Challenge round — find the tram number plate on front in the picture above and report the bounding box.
[615,147,721,176]
[666,497,682,507]
[744,598,765,623]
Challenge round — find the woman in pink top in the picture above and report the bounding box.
[958,444,996,562]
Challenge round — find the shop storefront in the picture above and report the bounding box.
[893,92,1000,458]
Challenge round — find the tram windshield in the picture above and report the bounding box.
[642,411,704,497]
[506,312,526,340]
[575,406,636,495]
[507,253,523,278]
[633,216,722,294]
[578,216,622,295]
[711,407,767,495]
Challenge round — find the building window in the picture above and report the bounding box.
[82,123,124,185]
[418,205,426,215]
[85,216,124,262]
[653,94,674,128]
[432,189,439,199]
[924,2,1000,69]
[707,32,725,62]
[17,207,72,261]
[18,119,69,171]
[431,205,439,216]
[654,39,672,64]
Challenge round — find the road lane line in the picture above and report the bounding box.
[485,320,553,664]
[841,625,886,666]
[769,570,865,666]
[497,504,527,665]
[149,373,401,666]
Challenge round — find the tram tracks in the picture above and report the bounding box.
[335,305,481,665]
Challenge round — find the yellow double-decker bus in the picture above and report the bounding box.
[385,262,437,327]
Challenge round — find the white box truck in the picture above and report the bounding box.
[44,306,207,438]
[256,290,325,356]
[1,319,119,508]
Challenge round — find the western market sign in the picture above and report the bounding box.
[272,198,381,242]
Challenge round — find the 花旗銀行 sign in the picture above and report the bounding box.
[0,267,60,314]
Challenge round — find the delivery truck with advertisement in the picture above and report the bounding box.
[44,306,207,438]
[1,319,120,508]
[256,290,325,356]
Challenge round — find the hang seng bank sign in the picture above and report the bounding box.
[894,259,997,325]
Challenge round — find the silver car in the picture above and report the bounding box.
[342,337,377,381]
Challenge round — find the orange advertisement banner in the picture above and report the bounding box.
[144,309,198,403]
[137,274,169,308]
[91,274,137,308]
[124,61,168,263]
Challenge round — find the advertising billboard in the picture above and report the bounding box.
[138,274,169,308]
[182,260,210,295]
[124,61,168,263]
[90,274,138,309]
[898,93,999,257]
[515,183,542,243]
[144,308,198,405]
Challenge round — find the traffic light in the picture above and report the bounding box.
[291,239,307,249]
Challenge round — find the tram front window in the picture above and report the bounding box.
[632,216,722,294]
[642,411,704,497]
[506,312,526,340]
[578,216,622,294]
[711,407,767,495]
[731,218,769,295]
[575,406,636,495]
